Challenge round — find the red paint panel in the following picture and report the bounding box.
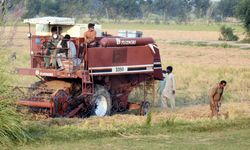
[17,68,36,76]
[127,46,153,65]
[87,46,154,67]
[17,100,54,108]
[153,46,164,80]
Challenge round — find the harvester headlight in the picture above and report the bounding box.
[30,51,34,55]
[27,32,32,38]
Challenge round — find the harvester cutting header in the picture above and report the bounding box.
[17,17,163,118]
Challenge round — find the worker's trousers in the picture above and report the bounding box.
[161,95,175,109]
[210,100,221,118]
[56,53,66,68]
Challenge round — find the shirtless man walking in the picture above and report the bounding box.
[210,80,227,118]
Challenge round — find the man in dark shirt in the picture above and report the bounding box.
[44,26,63,68]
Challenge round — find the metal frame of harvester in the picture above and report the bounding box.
[16,17,164,118]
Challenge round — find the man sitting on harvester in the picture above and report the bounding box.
[84,23,96,47]
[56,34,80,71]
[44,26,63,68]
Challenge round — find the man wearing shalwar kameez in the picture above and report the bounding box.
[162,66,176,109]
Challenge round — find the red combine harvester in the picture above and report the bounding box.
[17,17,163,117]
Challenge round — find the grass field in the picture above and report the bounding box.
[1,22,250,149]
[18,128,250,150]
[16,116,250,150]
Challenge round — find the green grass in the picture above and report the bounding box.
[102,23,244,32]
[0,50,33,148]
[15,117,250,150]
[0,94,31,148]
[18,129,250,150]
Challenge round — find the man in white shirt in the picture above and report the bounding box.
[162,66,176,109]
[57,34,80,71]
[158,70,167,103]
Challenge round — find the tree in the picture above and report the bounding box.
[216,0,239,18]
[119,0,141,19]
[154,0,192,23]
[39,0,62,16]
[102,0,122,23]
[192,0,210,18]
[23,0,41,18]
[236,0,250,36]
[138,0,153,20]
[86,0,105,21]
[153,0,168,21]
[22,0,213,22]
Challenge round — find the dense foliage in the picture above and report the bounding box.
[19,0,238,23]
[0,0,244,26]
[215,0,239,18]
[236,0,250,36]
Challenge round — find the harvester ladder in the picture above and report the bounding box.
[82,70,94,96]
[89,69,94,95]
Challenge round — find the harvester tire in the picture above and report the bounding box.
[140,101,150,116]
[92,85,112,117]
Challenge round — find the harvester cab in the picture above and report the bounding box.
[17,17,164,118]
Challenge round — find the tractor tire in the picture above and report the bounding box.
[92,85,112,117]
[140,101,150,116]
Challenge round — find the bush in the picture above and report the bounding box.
[219,25,239,41]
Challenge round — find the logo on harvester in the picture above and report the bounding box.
[116,38,136,45]
[116,38,121,45]
[35,70,53,76]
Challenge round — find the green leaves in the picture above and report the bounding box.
[0,100,31,147]
[219,25,239,41]
[236,0,250,36]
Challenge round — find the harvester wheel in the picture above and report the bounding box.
[140,101,150,116]
[92,85,112,117]
[53,89,71,117]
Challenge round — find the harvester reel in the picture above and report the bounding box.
[92,85,112,117]
[53,89,71,117]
